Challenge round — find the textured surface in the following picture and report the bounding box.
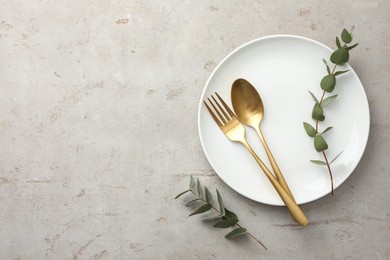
[0,0,389,259]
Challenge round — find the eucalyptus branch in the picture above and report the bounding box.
[303,28,358,195]
[175,176,267,250]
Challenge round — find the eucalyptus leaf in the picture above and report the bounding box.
[314,134,328,152]
[213,218,238,228]
[308,90,319,104]
[321,94,338,106]
[189,176,196,192]
[205,187,213,204]
[310,160,327,165]
[216,189,225,215]
[185,198,202,206]
[197,178,202,196]
[224,208,239,221]
[326,65,331,75]
[189,203,212,216]
[330,48,349,65]
[336,36,342,49]
[334,70,350,76]
[321,126,333,135]
[341,29,352,43]
[330,151,343,164]
[312,103,325,121]
[320,74,336,92]
[346,43,358,51]
[225,228,247,239]
[303,122,317,137]
[175,190,191,199]
[322,58,331,74]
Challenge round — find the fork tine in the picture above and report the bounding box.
[215,92,235,118]
[211,95,230,122]
[203,101,223,127]
[208,97,227,125]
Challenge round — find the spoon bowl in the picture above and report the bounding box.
[231,78,264,128]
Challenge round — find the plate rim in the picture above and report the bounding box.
[197,34,370,205]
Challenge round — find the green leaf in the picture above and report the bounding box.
[314,134,328,152]
[213,219,238,228]
[185,198,202,206]
[322,58,328,66]
[321,94,338,106]
[189,176,196,192]
[189,203,212,216]
[330,151,343,164]
[336,37,342,49]
[334,70,350,76]
[196,178,202,196]
[312,103,325,121]
[308,90,319,104]
[216,189,225,215]
[303,122,317,137]
[341,29,352,43]
[225,228,247,239]
[322,59,331,74]
[202,214,223,222]
[205,187,213,204]
[310,160,327,165]
[346,43,358,51]
[224,208,239,221]
[330,48,350,65]
[320,74,336,92]
[321,126,333,135]
[175,189,191,199]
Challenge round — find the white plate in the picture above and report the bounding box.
[198,35,370,206]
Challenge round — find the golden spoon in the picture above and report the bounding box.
[231,78,297,203]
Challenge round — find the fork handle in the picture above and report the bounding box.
[241,140,309,226]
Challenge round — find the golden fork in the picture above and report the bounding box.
[204,92,308,226]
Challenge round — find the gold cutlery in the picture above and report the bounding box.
[204,93,308,226]
[231,78,296,203]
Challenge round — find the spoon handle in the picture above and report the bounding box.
[255,127,297,203]
[240,140,309,226]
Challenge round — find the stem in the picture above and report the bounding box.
[236,222,267,249]
[314,63,337,195]
[322,151,334,195]
[331,64,338,74]
[190,190,268,250]
[316,64,338,132]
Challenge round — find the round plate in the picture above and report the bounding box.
[198,35,369,206]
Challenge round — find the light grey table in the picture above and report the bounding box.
[1,1,389,259]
